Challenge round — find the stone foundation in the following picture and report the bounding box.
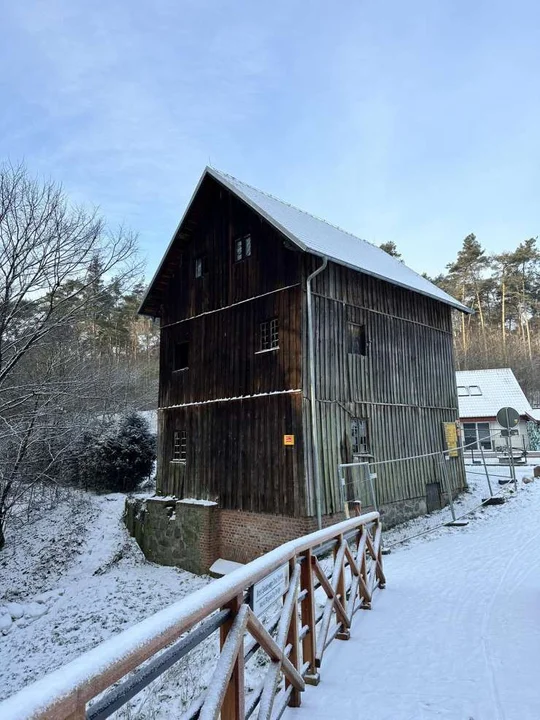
[124,497,345,574]
[125,490,458,575]
[124,496,219,575]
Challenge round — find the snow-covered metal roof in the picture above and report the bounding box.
[456,368,538,420]
[207,168,470,312]
[139,167,470,316]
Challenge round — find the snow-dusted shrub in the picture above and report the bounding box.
[67,412,156,493]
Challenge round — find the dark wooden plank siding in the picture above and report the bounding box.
[155,177,306,516]
[160,177,300,326]
[157,392,305,517]
[159,285,302,407]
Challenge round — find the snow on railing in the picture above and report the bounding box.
[0,512,385,720]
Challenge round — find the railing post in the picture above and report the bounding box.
[286,556,302,707]
[220,593,245,720]
[300,549,320,685]
[335,534,350,641]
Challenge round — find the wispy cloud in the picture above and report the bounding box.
[1,1,539,277]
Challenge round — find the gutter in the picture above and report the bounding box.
[306,255,328,530]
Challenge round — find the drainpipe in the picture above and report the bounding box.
[306,255,328,530]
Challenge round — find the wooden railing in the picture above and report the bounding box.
[0,512,385,720]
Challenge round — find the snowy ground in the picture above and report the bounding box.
[286,466,540,720]
[2,466,539,719]
[0,491,209,711]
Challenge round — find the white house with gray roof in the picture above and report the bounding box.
[456,368,540,451]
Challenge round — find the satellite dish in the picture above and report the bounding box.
[496,407,520,429]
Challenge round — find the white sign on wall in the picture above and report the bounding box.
[250,564,290,616]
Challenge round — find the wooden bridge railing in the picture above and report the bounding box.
[0,512,385,720]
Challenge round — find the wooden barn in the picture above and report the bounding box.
[139,167,469,562]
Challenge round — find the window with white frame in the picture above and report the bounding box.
[351,418,369,455]
[259,318,279,351]
[463,422,492,450]
[234,234,252,262]
[173,430,187,462]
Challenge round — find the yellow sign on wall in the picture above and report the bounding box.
[283,435,295,446]
[443,422,459,457]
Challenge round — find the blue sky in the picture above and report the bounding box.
[1,1,539,278]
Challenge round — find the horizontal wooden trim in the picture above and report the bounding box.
[161,283,301,329]
[308,290,452,335]
[315,398,459,412]
[159,389,302,410]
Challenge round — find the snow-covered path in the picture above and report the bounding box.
[286,482,540,720]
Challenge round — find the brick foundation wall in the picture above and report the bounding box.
[219,509,346,564]
[125,497,345,573]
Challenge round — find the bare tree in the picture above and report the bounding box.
[0,163,140,549]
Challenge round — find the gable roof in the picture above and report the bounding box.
[139,166,471,316]
[456,368,540,421]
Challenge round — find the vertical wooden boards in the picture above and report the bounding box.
[300,256,466,517]
[160,392,305,517]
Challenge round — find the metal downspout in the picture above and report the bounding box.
[306,255,328,530]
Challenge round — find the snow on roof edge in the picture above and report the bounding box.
[139,166,471,316]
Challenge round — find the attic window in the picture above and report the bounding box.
[457,386,470,397]
[235,234,252,262]
[195,255,208,279]
[469,385,482,396]
[348,323,367,356]
[174,342,189,371]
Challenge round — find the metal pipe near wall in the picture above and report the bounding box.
[306,255,328,530]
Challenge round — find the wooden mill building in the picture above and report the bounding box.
[139,167,469,563]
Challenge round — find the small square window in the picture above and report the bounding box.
[234,234,252,262]
[173,430,187,462]
[351,418,369,455]
[174,342,189,370]
[348,323,367,356]
[469,385,482,396]
[195,255,208,279]
[457,386,470,397]
[259,318,279,351]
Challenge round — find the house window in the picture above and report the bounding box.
[259,318,279,351]
[457,386,470,397]
[351,418,369,455]
[469,385,482,396]
[235,234,252,262]
[195,255,208,278]
[174,342,189,370]
[173,430,187,462]
[348,323,367,356]
[463,422,492,450]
